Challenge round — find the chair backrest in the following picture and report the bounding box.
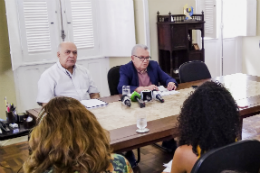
[107,66,121,95]
[191,140,260,173]
[178,60,211,83]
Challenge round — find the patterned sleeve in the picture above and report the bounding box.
[123,157,134,173]
[111,154,134,173]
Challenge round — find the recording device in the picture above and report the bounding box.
[121,95,131,107]
[0,121,10,132]
[130,91,145,108]
[141,89,153,102]
[152,90,164,103]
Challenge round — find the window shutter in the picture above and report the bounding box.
[199,0,217,38]
[6,0,136,69]
[69,0,94,49]
[65,0,136,57]
[22,0,52,53]
[16,0,59,63]
[64,0,100,58]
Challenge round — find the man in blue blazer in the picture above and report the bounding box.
[117,44,178,168]
[117,44,178,94]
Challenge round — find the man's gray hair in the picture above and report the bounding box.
[57,42,77,52]
[57,43,63,52]
[131,44,149,56]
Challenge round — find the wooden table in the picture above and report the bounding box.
[26,73,260,152]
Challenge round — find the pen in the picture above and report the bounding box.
[4,97,7,107]
[7,106,10,113]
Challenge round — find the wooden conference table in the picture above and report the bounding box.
[26,73,260,153]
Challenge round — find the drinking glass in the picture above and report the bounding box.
[122,85,131,96]
[136,110,149,133]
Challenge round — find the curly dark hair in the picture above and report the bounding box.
[178,81,240,156]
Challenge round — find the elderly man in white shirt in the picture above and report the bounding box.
[37,42,100,106]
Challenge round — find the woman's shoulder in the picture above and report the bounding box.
[175,145,197,161]
[171,145,198,173]
[177,145,193,152]
[110,153,133,173]
[111,153,127,161]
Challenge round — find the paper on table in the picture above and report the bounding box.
[163,159,172,172]
[80,99,108,109]
[158,86,180,96]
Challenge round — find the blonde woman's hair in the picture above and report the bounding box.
[23,97,111,173]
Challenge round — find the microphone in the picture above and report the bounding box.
[152,90,164,103]
[141,89,152,102]
[121,95,131,107]
[130,91,145,108]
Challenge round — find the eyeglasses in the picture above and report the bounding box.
[133,55,151,61]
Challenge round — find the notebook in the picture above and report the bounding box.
[80,99,108,109]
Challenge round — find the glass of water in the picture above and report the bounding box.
[122,85,131,96]
[136,110,149,133]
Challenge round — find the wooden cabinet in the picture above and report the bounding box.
[157,12,205,79]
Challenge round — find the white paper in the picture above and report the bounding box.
[158,85,169,92]
[158,86,180,96]
[80,99,107,109]
[163,167,171,172]
[163,159,172,172]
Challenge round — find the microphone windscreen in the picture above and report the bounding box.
[130,91,141,102]
[121,95,127,101]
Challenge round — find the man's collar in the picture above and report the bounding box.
[137,69,147,74]
[57,60,76,74]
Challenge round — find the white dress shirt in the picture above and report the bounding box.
[36,61,99,103]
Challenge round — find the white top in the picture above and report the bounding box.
[36,61,99,103]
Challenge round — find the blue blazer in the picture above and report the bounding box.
[117,61,178,94]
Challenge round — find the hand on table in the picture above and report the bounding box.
[147,84,159,91]
[167,82,177,91]
[135,85,159,93]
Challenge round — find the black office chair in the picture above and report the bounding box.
[107,66,121,95]
[191,140,260,173]
[178,60,211,83]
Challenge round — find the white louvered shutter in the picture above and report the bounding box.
[65,0,135,57]
[199,0,217,38]
[7,0,135,69]
[69,0,94,49]
[64,0,100,58]
[17,0,59,62]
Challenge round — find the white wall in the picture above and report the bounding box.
[242,0,260,76]
[242,36,260,75]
